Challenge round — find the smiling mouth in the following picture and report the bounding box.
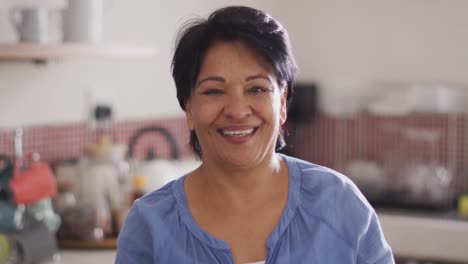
[218,128,258,137]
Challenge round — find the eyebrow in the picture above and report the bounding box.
[245,74,271,82]
[196,76,225,86]
[196,74,271,87]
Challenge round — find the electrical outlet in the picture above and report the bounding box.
[85,87,114,130]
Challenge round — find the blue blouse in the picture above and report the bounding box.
[116,154,394,264]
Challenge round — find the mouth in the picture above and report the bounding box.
[218,127,258,137]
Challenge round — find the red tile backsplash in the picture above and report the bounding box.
[0,117,192,162]
[1,113,467,195]
[290,113,468,194]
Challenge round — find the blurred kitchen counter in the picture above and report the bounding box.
[41,211,468,263]
[45,250,116,264]
[378,210,468,263]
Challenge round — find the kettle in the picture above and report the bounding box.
[127,126,181,194]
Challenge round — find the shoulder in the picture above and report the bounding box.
[132,179,180,220]
[282,154,367,207]
[116,179,181,262]
[282,155,376,246]
[116,181,178,264]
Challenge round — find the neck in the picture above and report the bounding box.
[195,153,286,209]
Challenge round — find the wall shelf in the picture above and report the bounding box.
[0,43,158,61]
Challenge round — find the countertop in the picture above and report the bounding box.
[42,211,468,263]
[378,210,468,262]
[45,250,116,264]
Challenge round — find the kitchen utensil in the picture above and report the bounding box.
[344,159,387,198]
[9,222,58,264]
[78,161,117,235]
[57,204,105,240]
[25,198,61,233]
[8,128,57,206]
[0,201,25,232]
[83,135,127,163]
[53,160,80,200]
[0,155,14,202]
[9,157,57,205]
[63,0,110,43]
[401,162,454,205]
[80,136,126,206]
[52,183,78,214]
[77,135,127,237]
[127,126,180,194]
[9,6,49,43]
[14,128,23,159]
[0,155,13,185]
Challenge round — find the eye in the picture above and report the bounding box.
[201,88,224,95]
[249,86,268,94]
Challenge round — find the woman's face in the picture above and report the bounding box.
[185,41,287,168]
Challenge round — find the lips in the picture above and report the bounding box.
[221,128,255,136]
[217,126,258,140]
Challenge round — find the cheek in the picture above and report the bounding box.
[251,98,280,122]
[190,101,222,127]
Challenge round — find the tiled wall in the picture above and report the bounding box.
[0,117,192,162]
[289,113,468,194]
[2,113,467,196]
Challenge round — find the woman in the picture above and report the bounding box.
[116,6,394,264]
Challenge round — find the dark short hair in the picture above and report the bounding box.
[171,6,298,159]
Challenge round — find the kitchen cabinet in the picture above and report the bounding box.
[0,43,158,62]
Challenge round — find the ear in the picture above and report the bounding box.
[185,101,194,130]
[279,87,288,125]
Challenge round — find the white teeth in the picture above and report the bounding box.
[222,128,255,136]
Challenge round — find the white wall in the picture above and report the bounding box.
[274,0,468,101]
[1,0,468,127]
[0,0,279,128]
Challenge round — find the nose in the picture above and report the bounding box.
[222,90,252,120]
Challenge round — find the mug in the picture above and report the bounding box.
[63,0,105,43]
[9,161,57,205]
[0,201,25,232]
[9,7,49,43]
[25,198,61,233]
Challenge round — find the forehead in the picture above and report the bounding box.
[198,40,274,78]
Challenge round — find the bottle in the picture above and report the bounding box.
[0,232,22,264]
[458,193,468,218]
[131,176,147,203]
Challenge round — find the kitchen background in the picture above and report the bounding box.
[1,0,468,263]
